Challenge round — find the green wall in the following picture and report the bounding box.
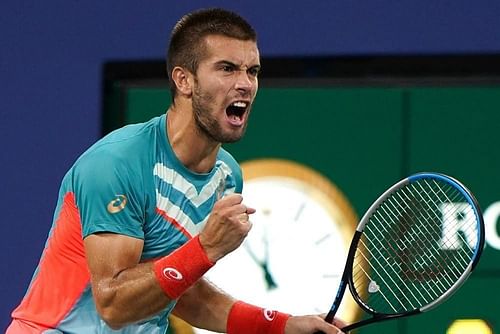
[105,82,500,334]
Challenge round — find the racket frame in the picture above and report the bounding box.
[323,172,485,332]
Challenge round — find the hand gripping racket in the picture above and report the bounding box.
[316,172,484,333]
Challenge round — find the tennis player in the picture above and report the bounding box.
[7,8,344,334]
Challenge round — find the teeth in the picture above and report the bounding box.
[231,101,247,108]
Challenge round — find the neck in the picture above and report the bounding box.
[166,103,221,174]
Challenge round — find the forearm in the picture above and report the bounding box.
[173,279,290,334]
[92,261,171,329]
[173,278,235,332]
[172,279,345,334]
[88,235,213,329]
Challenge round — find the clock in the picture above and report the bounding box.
[192,158,360,334]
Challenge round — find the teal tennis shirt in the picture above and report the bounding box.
[10,113,243,333]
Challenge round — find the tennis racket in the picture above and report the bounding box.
[315,172,484,333]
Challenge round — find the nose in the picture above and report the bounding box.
[234,70,254,94]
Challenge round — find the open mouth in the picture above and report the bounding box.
[225,101,248,126]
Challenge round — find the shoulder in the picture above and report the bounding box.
[74,116,163,173]
[69,116,164,193]
[88,117,161,158]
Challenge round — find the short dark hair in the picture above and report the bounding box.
[166,8,257,100]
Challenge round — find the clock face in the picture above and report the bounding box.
[193,159,359,334]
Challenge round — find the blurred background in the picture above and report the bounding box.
[2,1,500,333]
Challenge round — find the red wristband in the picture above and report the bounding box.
[153,235,214,299]
[227,301,290,334]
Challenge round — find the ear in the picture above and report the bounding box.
[171,66,193,97]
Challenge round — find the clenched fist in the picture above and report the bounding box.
[199,194,256,262]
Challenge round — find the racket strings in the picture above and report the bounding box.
[392,183,475,272]
[355,220,439,311]
[428,179,478,249]
[366,201,456,307]
[403,183,477,280]
[364,217,441,298]
[355,237,420,311]
[391,186,472,279]
[354,260,401,313]
[389,182,473,283]
[355,223,452,312]
[413,179,477,251]
[351,177,479,315]
[354,248,407,312]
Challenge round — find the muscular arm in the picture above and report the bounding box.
[85,229,345,333]
[173,278,347,334]
[84,233,172,329]
[84,194,254,330]
[173,278,235,332]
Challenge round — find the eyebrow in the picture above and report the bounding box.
[215,60,261,71]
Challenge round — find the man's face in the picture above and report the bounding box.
[191,34,260,143]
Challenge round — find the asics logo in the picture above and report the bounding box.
[107,195,127,214]
[263,309,277,321]
[162,267,183,281]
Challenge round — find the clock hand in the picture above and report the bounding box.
[261,261,278,290]
[243,240,278,290]
[261,231,278,290]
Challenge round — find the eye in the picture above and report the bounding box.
[248,67,260,77]
[221,65,235,72]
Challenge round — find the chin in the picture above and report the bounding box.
[221,129,246,144]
